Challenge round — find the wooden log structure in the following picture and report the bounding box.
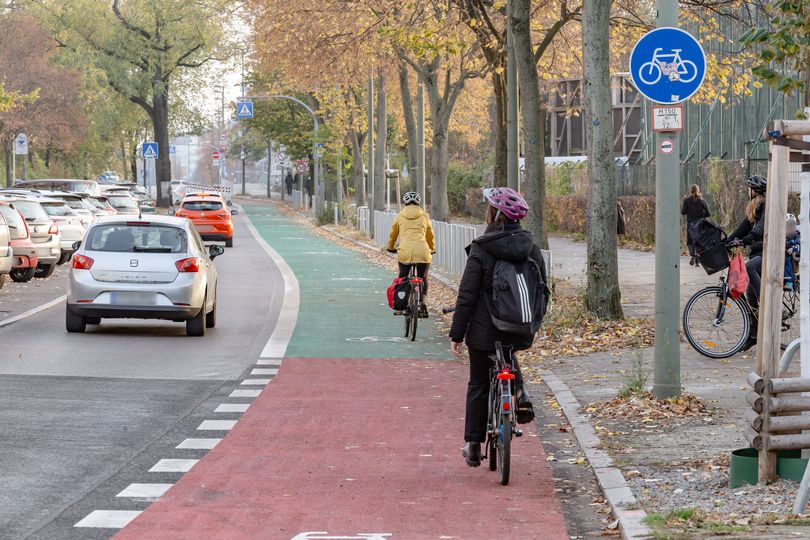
[769,415,810,433]
[745,425,763,450]
[747,372,765,394]
[766,433,810,451]
[770,378,810,394]
[770,396,810,414]
[745,408,763,432]
[746,391,764,413]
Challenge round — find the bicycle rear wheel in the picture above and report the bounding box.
[409,285,420,341]
[497,413,511,485]
[683,286,750,358]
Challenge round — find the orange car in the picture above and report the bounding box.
[173,194,236,247]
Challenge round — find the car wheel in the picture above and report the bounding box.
[65,305,86,333]
[34,263,56,278]
[186,305,206,337]
[86,317,101,325]
[225,237,233,248]
[9,268,35,282]
[205,300,217,328]
[57,252,71,265]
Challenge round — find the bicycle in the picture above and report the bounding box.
[401,264,425,342]
[638,47,698,85]
[683,259,800,359]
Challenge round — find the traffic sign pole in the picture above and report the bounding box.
[653,0,681,400]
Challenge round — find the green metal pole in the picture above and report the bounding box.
[506,0,519,190]
[417,82,426,207]
[653,0,681,399]
[367,75,375,236]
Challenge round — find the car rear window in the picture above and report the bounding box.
[183,201,223,212]
[56,198,86,210]
[42,203,75,216]
[86,224,187,253]
[107,195,138,209]
[90,198,109,209]
[11,201,50,222]
[0,206,27,239]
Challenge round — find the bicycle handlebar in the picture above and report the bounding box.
[442,307,455,314]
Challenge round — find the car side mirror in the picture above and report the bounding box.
[168,209,175,216]
[209,244,225,259]
[230,209,238,216]
[72,241,82,251]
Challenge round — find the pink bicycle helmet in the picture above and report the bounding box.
[483,187,529,221]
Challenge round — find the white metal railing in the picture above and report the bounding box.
[357,206,370,237]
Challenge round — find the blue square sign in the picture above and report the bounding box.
[141,141,158,159]
[236,101,254,119]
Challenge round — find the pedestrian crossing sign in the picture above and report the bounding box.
[141,142,158,159]
[236,101,254,119]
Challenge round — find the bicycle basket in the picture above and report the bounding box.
[690,219,729,275]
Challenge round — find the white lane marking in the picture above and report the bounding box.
[197,420,237,431]
[116,483,173,499]
[0,295,65,328]
[74,510,141,528]
[215,403,250,413]
[230,389,261,398]
[241,205,300,359]
[241,378,271,385]
[251,368,278,376]
[149,459,198,473]
[176,438,221,449]
[257,358,282,366]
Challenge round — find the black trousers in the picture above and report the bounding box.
[397,263,429,297]
[464,346,524,443]
[746,256,762,309]
[686,222,698,257]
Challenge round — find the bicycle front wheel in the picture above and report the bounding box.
[497,413,511,485]
[683,286,750,358]
[781,287,800,350]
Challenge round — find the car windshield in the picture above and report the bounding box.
[107,196,138,209]
[86,224,187,253]
[183,201,223,212]
[0,206,27,239]
[12,201,50,222]
[41,203,75,217]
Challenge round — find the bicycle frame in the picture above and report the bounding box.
[485,344,516,450]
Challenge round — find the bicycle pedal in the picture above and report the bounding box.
[514,429,523,437]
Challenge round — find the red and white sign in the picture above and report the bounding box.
[660,139,674,154]
[296,160,309,174]
[211,150,221,160]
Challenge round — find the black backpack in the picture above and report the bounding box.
[487,256,550,337]
[689,219,729,275]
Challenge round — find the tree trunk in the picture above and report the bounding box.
[512,0,548,249]
[373,73,387,212]
[151,87,171,207]
[3,140,10,187]
[492,71,508,187]
[399,62,418,188]
[583,0,623,319]
[130,143,138,182]
[349,128,366,207]
[422,76,451,221]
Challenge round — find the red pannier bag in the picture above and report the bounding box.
[387,277,409,310]
[728,251,749,300]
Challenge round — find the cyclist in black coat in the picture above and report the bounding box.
[728,175,767,310]
[449,187,545,468]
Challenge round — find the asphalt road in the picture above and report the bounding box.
[0,212,283,539]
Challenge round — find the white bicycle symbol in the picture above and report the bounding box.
[638,48,698,85]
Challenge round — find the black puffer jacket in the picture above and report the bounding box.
[729,202,765,258]
[449,222,546,351]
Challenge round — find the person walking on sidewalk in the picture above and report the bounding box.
[387,192,435,317]
[284,170,293,196]
[449,187,548,468]
[681,184,711,266]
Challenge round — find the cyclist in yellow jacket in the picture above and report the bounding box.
[387,192,435,317]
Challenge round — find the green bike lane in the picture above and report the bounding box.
[116,202,569,539]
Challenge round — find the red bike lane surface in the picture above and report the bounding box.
[116,358,568,540]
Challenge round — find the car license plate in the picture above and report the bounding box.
[110,292,158,305]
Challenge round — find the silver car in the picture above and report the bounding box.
[1,197,62,278]
[0,211,13,287]
[66,215,224,336]
[39,198,85,264]
[105,193,140,216]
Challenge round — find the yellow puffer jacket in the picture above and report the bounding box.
[387,204,435,264]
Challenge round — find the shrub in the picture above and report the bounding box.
[448,162,485,215]
[545,195,657,246]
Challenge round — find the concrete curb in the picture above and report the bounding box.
[543,373,652,540]
[320,224,652,539]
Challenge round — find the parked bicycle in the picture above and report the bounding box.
[683,267,800,359]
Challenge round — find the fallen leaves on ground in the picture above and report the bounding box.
[588,391,713,424]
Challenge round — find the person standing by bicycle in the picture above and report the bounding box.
[449,187,549,468]
[728,175,767,315]
[387,192,435,317]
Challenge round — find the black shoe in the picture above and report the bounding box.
[462,442,481,467]
[419,303,429,318]
[515,385,535,424]
[689,257,695,266]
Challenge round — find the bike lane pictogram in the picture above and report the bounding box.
[115,203,569,539]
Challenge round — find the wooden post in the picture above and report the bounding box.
[758,119,791,483]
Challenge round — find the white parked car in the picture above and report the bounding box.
[39,198,86,265]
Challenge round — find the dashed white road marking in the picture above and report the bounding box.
[215,403,250,413]
[74,510,141,528]
[149,459,198,473]
[197,420,237,431]
[251,368,279,376]
[230,389,262,398]
[257,358,282,366]
[241,378,271,385]
[116,483,173,499]
[176,438,221,449]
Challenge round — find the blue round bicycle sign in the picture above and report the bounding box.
[629,27,706,105]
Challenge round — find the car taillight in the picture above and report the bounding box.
[49,223,59,234]
[175,257,202,273]
[217,212,228,218]
[72,254,94,269]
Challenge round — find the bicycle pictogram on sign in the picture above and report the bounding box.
[637,48,698,85]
